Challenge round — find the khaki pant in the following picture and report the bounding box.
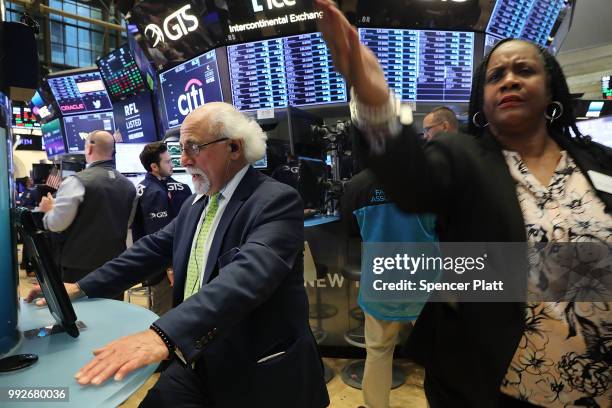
[362,313,403,408]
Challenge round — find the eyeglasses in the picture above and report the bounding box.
[422,121,444,135]
[180,137,229,156]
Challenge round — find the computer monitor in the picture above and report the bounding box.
[575,116,612,148]
[62,112,115,153]
[358,28,475,102]
[112,92,158,143]
[15,208,79,338]
[227,38,288,111]
[486,0,566,47]
[97,44,147,101]
[603,76,611,100]
[586,101,605,118]
[115,142,148,174]
[159,50,224,129]
[12,104,40,129]
[227,33,348,111]
[253,152,268,170]
[283,32,348,107]
[47,68,113,115]
[165,141,184,172]
[41,118,66,158]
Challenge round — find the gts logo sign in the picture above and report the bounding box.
[149,211,168,219]
[251,0,296,12]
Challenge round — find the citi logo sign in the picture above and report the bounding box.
[178,78,206,116]
[144,5,199,47]
[60,103,85,112]
[252,0,296,12]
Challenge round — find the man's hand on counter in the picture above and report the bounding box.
[74,329,169,385]
[24,282,84,306]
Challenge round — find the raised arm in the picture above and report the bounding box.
[315,0,457,214]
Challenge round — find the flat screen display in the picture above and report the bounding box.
[586,101,605,118]
[358,28,474,102]
[113,92,158,143]
[486,0,565,47]
[115,142,148,174]
[12,105,41,128]
[29,84,60,124]
[253,152,267,169]
[14,135,43,151]
[41,119,66,158]
[282,32,347,107]
[575,116,612,148]
[165,141,184,172]
[48,70,113,115]
[603,75,611,100]
[484,33,503,57]
[97,44,147,101]
[228,32,348,111]
[62,112,115,152]
[228,38,287,111]
[159,50,224,128]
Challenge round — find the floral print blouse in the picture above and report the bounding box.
[499,150,611,407]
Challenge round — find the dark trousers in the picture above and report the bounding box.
[139,360,213,408]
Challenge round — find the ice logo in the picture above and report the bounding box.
[178,78,206,116]
[93,99,101,109]
[144,5,198,47]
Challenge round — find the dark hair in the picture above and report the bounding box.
[468,38,583,141]
[428,106,459,131]
[139,142,168,173]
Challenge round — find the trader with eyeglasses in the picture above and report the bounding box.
[422,106,459,140]
[27,102,329,408]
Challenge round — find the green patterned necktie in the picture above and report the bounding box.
[184,193,220,300]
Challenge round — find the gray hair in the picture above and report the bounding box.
[206,103,267,164]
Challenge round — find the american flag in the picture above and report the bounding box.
[45,166,62,190]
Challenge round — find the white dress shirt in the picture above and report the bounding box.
[42,176,85,232]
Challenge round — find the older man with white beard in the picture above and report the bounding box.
[26,102,329,408]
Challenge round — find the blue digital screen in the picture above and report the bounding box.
[358,28,475,102]
[62,112,115,152]
[159,50,224,129]
[48,71,113,115]
[486,0,565,46]
[484,33,504,57]
[227,32,347,111]
[253,153,267,169]
[42,119,66,158]
[113,92,158,143]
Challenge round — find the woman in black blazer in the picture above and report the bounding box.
[315,1,611,407]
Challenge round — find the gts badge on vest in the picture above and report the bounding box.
[167,182,184,191]
[108,171,116,179]
[136,184,146,197]
[149,211,168,219]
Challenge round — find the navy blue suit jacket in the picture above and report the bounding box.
[79,166,329,407]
